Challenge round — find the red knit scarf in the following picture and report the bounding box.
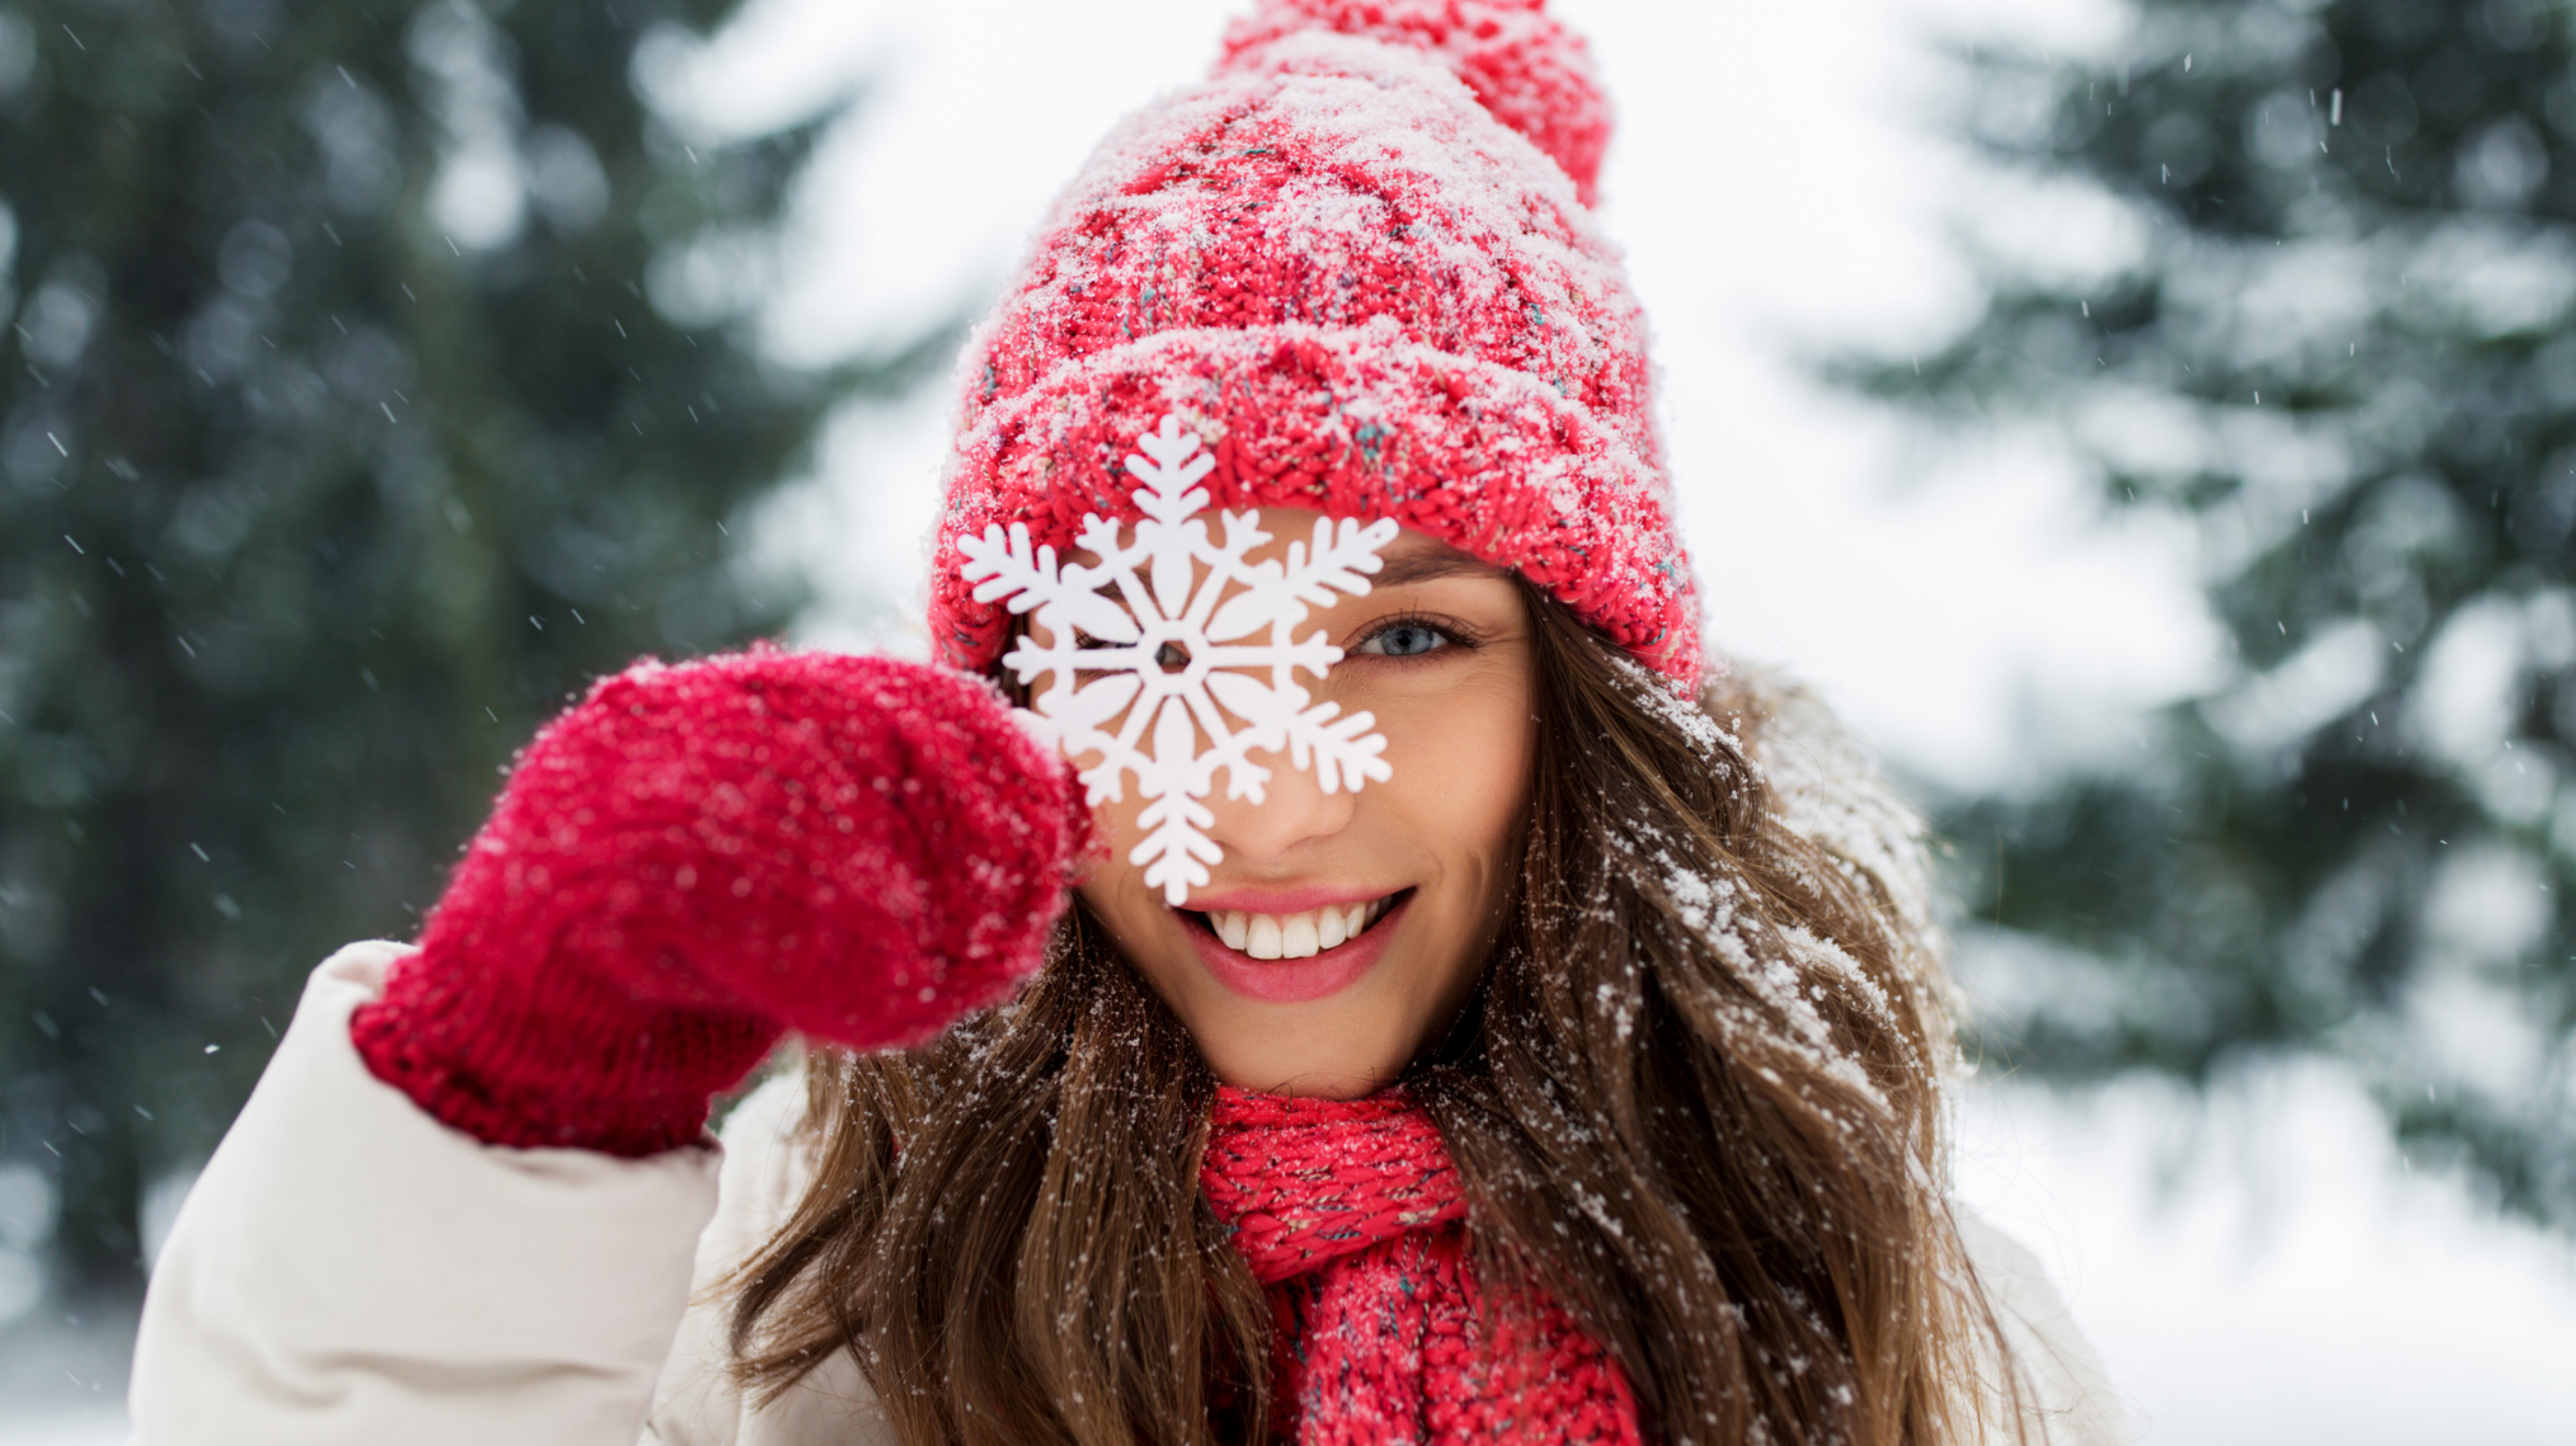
[1201,1089,1641,1446]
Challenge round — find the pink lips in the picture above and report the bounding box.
[1188,885,1391,915]
[1181,892,1411,1004]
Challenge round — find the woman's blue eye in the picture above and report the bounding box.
[1359,623,1448,658]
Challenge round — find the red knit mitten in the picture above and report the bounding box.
[350,647,1079,1155]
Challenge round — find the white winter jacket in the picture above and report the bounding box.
[128,941,2134,1445]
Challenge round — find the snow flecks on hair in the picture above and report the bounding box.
[1608,647,1733,724]
[1746,681,1944,989]
[1589,660,1946,1129]
[1635,834,1893,1121]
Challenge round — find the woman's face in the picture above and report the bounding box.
[1051,508,1537,1097]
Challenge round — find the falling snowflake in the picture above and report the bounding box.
[958,414,1401,904]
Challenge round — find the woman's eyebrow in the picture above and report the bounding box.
[1368,551,1503,589]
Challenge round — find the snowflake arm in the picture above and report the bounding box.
[1205,515,1401,649]
[1130,696,1226,902]
[1282,698,1393,795]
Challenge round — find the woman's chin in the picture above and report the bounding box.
[1193,1038,1411,1100]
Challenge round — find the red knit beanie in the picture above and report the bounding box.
[926,0,1702,694]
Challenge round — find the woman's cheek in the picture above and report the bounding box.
[1387,668,1532,830]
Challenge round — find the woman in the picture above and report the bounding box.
[128,2,2128,1443]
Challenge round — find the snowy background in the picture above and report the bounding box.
[8,0,2575,1439]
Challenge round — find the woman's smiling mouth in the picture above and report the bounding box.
[1177,889,1414,1003]
[1195,892,1405,958]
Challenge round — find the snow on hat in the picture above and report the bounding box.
[928,0,1701,692]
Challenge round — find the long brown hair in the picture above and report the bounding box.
[728,580,2019,1445]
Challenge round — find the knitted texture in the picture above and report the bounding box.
[929,0,1701,693]
[351,648,1078,1156]
[1217,0,1613,205]
[1203,1089,1641,1445]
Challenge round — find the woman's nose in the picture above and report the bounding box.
[1202,741,1356,865]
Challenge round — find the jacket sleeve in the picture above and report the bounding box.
[643,1067,895,1446]
[1957,1215,2137,1446]
[128,941,722,1446]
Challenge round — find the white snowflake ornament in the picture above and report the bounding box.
[958,414,1401,905]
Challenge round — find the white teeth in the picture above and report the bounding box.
[1280,914,1320,958]
[1208,897,1398,958]
[1246,914,1284,960]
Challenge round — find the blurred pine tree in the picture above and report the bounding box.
[1843,0,2576,1222]
[0,0,939,1295]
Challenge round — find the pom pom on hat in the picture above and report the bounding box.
[1218,0,1612,205]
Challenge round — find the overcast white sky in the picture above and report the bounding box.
[668,3,2576,1443]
